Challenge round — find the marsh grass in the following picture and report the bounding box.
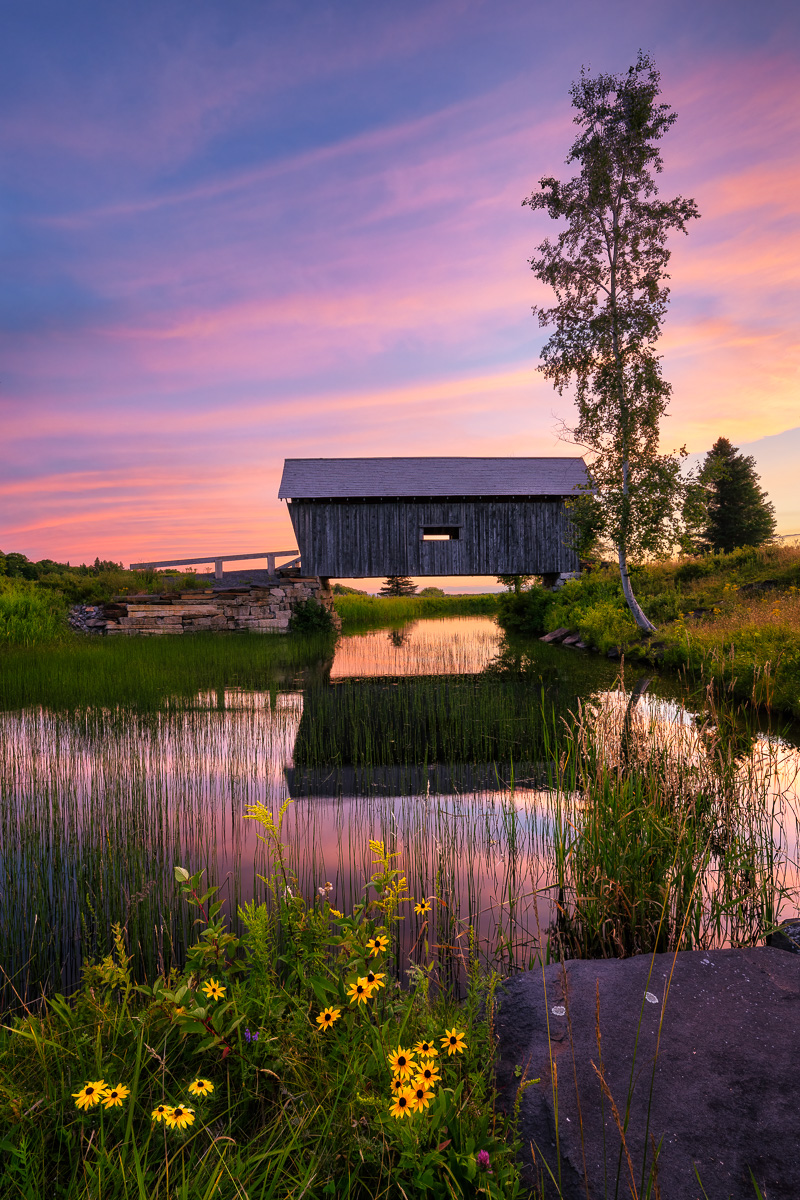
[549,689,792,960]
[334,592,500,630]
[0,630,334,712]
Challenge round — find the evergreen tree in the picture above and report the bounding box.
[700,437,776,553]
[378,576,417,597]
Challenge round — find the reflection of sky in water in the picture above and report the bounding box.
[330,616,503,677]
[2,617,800,995]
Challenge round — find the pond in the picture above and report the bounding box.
[1,616,799,1006]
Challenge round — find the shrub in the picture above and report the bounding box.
[0,578,69,647]
[288,596,336,634]
[496,588,552,636]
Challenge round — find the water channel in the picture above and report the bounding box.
[1,616,798,1005]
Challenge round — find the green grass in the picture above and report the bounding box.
[334,592,500,631]
[0,843,523,1199]
[0,579,71,647]
[497,545,800,717]
[0,629,335,712]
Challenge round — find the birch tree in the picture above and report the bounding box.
[526,51,699,631]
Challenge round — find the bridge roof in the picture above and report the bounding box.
[279,457,588,499]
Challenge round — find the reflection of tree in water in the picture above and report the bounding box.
[387,627,412,648]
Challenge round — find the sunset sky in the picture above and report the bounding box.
[2,0,799,585]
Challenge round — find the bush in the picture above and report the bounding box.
[0,578,69,647]
[288,596,336,634]
[495,588,552,636]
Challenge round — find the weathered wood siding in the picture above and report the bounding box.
[287,499,578,577]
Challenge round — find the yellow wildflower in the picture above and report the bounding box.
[414,899,432,915]
[366,935,389,957]
[441,1027,467,1056]
[315,1006,342,1032]
[413,1039,438,1058]
[101,1083,130,1108]
[73,1080,106,1110]
[329,909,343,918]
[364,969,386,991]
[346,978,374,1006]
[388,1087,414,1120]
[201,979,226,1001]
[388,1046,416,1080]
[151,1103,173,1123]
[409,1082,434,1112]
[188,1079,214,1097]
[166,1104,195,1130]
[415,1061,441,1088]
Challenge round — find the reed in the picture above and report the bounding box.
[334,592,500,630]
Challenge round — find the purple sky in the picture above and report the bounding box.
[2,0,799,584]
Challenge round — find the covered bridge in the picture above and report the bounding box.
[278,457,588,579]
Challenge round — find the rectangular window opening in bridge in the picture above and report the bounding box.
[421,526,460,541]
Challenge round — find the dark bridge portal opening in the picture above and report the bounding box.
[278,457,589,579]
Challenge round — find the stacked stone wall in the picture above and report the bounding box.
[85,578,339,636]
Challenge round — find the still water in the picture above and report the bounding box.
[1,617,798,1003]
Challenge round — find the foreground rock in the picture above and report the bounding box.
[495,948,800,1199]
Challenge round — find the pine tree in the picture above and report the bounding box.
[701,437,776,553]
[378,576,417,597]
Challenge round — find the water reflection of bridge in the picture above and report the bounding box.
[285,618,626,799]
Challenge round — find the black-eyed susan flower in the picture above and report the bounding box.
[364,969,386,991]
[73,1080,106,1110]
[414,899,432,916]
[388,1087,414,1120]
[101,1083,130,1108]
[366,935,389,957]
[315,1006,342,1032]
[346,978,374,1006]
[413,1039,438,1058]
[415,1061,441,1088]
[151,1103,173,1123]
[188,1078,214,1097]
[388,1046,416,1080]
[166,1104,195,1130]
[201,978,226,1001]
[409,1083,433,1113]
[390,1076,406,1094]
[441,1027,467,1056]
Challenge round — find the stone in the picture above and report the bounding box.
[767,917,800,954]
[495,949,800,1199]
[540,628,571,644]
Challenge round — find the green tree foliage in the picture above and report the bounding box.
[496,575,535,594]
[525,51,699,632]
[698,437,776,553]
[379,576,418,597]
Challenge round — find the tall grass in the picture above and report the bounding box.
[0,579,69,647]
[549,689,790,959]
[335,592,499,630]
[0,630,334,712]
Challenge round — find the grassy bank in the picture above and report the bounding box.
[0,629,335,712]
[334,593,500,631]
[498,545,800,717]
[0,832,521,1199]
